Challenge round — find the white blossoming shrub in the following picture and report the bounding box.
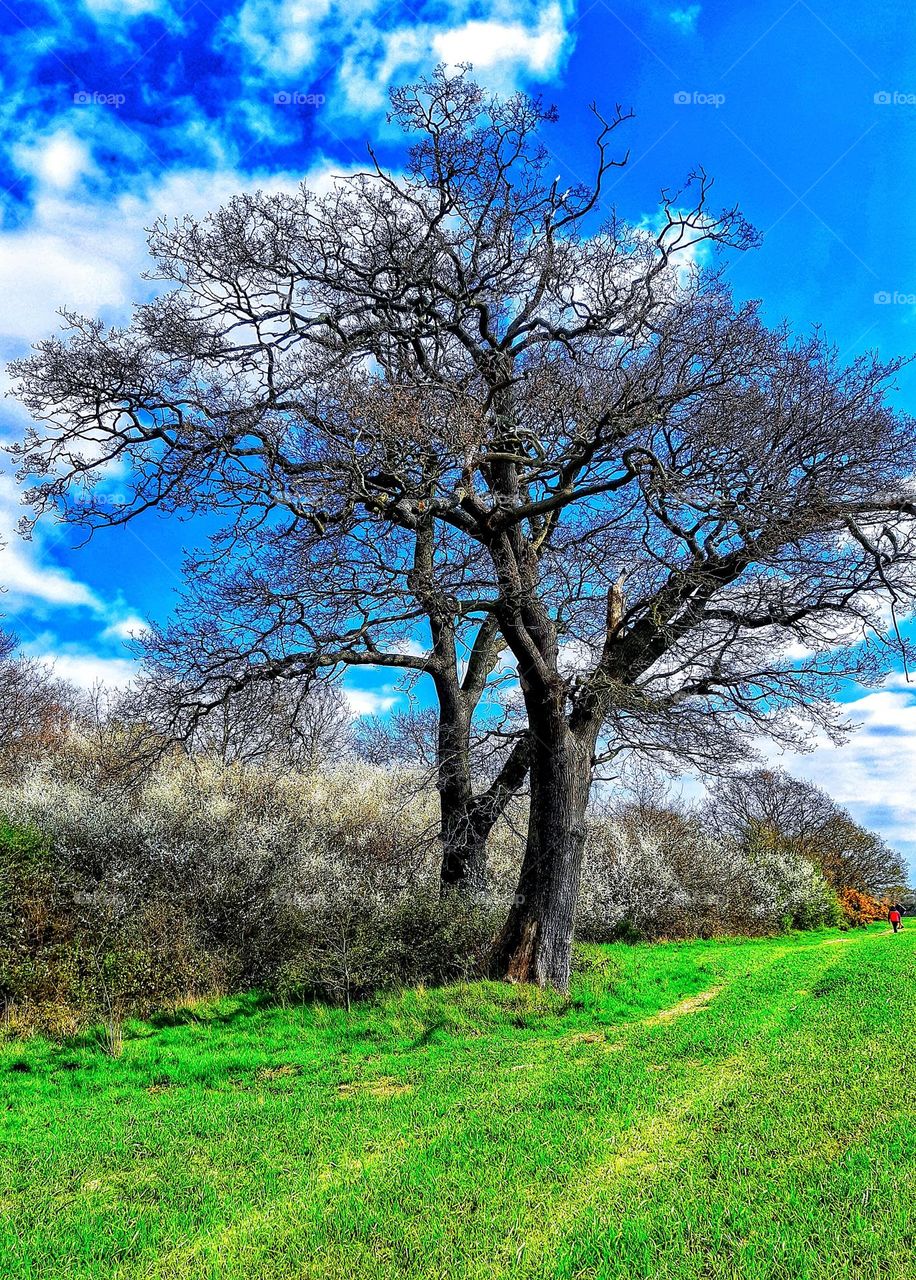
[578,805,839,941]
[0,748,496,1024]
[0,745,841,1028]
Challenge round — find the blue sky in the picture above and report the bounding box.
[2,0,916,862]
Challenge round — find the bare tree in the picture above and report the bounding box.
[707,769,907,898]
[0,644,77,776]
[355,706,440,769]
[139,561,530,893]
[11,70,916,989]
[0,541,16,664]
[9,73,741,910]
[143,673,355,770]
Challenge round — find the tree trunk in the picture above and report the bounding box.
[433,637,531,896]
[489,711,596,991]
[439,796,490,895]
[439,729,530,896]
[435,687,489,896]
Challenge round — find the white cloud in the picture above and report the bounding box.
[0,165,304,349]
[0,544,102,610]
[13,131,93,192]
[232,0,335,76]
[101,614,148,641]
[0,474,103,612]
[668,5,701,34]
[0,470,148,695]
[81,0,175,17]
[433,5,568,74]
[344,687,398,717]
[32,650,139,688]
[334,26,430,116]
[230,0,577,119]
[0,227,127,346]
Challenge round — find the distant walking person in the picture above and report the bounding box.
[889,906,902,934]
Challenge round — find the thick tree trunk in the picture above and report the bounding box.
[435,680,496,896]
[489,710,596,991]
[438,734,532,896]
[434,690,481,895]
[439,795,490,895]
[485,536,623,989]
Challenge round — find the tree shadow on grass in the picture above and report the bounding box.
[143,990,279,1031]
[2,991,287,1072]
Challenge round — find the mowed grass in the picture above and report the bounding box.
[2,927,915,1279]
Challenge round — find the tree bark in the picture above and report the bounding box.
[439,796,489,895]
[431,605,530,897]
[437,729,531,898]
[489,700,597,991]
[486,534,623,988]
[432,667,484,895]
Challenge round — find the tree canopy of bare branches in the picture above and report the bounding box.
[707,769,907,899]
[11,69,916,987]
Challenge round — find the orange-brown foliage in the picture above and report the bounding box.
[838,887,887,928]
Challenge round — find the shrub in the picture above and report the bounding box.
[0,747,858,1031]
[578,803,840,942]
[838,887,886,928]
[0,755,444,1027]
[277,892,498,1008]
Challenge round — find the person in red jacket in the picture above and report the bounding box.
[889,906,902,933]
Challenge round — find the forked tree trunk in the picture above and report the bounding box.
[489,710,597,991]
[436,679,530,898]
[434,680,486,895]
[487,556,624,989]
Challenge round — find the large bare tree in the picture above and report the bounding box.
[12,70,916,988]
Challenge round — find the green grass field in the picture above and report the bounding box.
[2,926,915,1279]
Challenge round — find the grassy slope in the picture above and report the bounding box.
[1,927,915,1280]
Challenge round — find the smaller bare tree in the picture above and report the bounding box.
[707,769,907,898]
[141,673,355,771]
[0,644,77,777]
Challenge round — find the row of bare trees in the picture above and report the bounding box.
[9,70,916,988]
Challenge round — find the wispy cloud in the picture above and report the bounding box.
[343,686,399,717]
[227,0,578,119]
[668,5,700,35]
[27,648,139,688]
